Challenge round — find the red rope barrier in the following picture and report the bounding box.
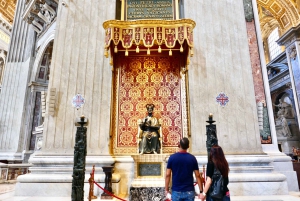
[93,181,127,201]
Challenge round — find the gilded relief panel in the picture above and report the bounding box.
[0,0,16,23]
[270,2,282,13]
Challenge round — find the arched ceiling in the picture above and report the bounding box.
[257,0,300,39]
[0,0,16,24]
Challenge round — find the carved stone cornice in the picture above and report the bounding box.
[0,16,12,35]
[269,69,290,92]
[23,0,58,35]
[28,81,48,92]
[27,13,44,34]
[277,23,300,47]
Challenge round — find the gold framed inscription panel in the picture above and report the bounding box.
[125,0,176,21]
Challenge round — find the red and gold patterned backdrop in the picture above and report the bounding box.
[113,56,183,154]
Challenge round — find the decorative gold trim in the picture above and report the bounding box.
[180,66,189,138]
[121,0,125,21]
[175,0,179,20]
[103,19,196,61]
[103,19,196,29]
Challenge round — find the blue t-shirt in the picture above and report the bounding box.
[167,152,199,192]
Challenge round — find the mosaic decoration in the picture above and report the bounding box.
[216,92,229,107]
[129,187,165,201]
[116,56,183,149]
[72,94,85,109]
[260,106,272,144]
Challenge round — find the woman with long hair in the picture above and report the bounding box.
[199,145,230,201]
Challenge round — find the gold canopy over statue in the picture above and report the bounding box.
[102,19,196,65]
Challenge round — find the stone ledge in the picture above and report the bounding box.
[17,173,121,183]
[228,181,288,196]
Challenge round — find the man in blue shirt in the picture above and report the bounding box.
[165,137,203,201]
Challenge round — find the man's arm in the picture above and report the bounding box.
[165,168,172,195]
[194,170,203,192]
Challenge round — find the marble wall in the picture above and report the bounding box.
[16,0,119,196]
[42,0,116,155]
[185,1,262,154]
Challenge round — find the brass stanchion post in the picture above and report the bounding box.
[88,165,97,200]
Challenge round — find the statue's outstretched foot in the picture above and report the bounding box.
[153,151,157,154]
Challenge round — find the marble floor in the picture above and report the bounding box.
[0,183,300,201]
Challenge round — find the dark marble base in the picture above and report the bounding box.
[129,187,166,201]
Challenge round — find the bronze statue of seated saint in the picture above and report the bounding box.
[138,104,161,154]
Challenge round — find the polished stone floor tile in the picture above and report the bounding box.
[0,183,300,201]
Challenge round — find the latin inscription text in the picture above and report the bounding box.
[127,0,173,20]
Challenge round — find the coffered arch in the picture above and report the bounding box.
[257,0,300,39]
[0,0,16,24]
[260,16,281,38]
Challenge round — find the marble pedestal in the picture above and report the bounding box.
[129,154,169,200]
[15,155,121,197]
[196,154,295,196]
[131,154,168,188]
[277,137,300,155]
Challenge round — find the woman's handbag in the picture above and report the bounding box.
[209,168,224,200]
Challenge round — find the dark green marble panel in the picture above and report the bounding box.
[127,0,173,20]
[138,163,161,176]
